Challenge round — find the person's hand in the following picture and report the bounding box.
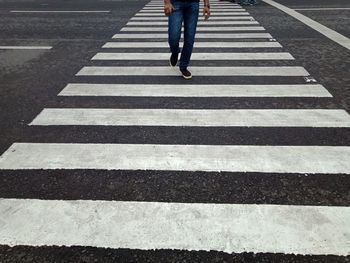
[203,6,211,20]
[164,3,174,16]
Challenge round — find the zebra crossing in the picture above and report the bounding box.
[0,0,350,259]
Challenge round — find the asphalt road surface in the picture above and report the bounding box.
[0,0,350,262]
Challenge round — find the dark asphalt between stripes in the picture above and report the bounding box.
[0,0,349,261]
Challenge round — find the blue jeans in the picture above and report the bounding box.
[168,0,199,69]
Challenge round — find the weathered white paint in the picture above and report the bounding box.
[130,16,254,20]
[10,10,110,13]
[30,109,350,127]
[1,198,349,255]
[127,21,259,25]
[121,26,265,31]
[135,12,250,16]
[142,6,244,9]
[58,84,331,97]
[294,8,350,11]
[0,46,52,50]
[91,52,293,60]
[112,33,272,38]
[139,9,247,12]
[102,42,282,48]
[146,5,239,8]
[76,66,309,76]
[148,3,239,6]
[1,143,350,174]
[263,0,350,50]
[147,3,239,6]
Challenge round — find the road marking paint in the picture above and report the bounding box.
[130,16,254,20]
[146,5,239,7]
[294,8,350,11]
[139,9,247,12]
[147,3,239,6]
[142,8,244,11]
[0,46,52,50]
[91,52,294,60]
[128,20,258,25]
[31,109,349,127]
[1,198,349,255]
[135,12,250,16]
[148,2,237,4]
[10,10,111,13]
[112,33,272,39]
[1,143,349,174]
[127,21,259,25]
[76,66,309,76]
[102,42,282,48]
[263,0,350,50]
[121,26,265,32]
[59,83,331,97]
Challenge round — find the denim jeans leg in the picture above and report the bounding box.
[179,2,199,69]
[168,2,184,55]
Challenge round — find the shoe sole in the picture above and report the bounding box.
[182,74,192,79]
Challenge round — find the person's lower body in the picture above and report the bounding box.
[168,1,199,79]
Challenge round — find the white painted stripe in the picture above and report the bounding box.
[1,199,349,255]
[142,6,244,9]
[121,26,265,32]
[142,8,244,11]
[130,16,254,20]
[149,1,237,2]
[144,4,241,6]
[263,0,350,50]
[147,3,239,6]
[135,12,250,16]
[146,5,239,7]
[10,10,110,13]
[139,9,247,12]
[76,66,309,76]
[147,5,238,7]
[59,84,331,97]
[112,33,272,39]
[102,42,282,48]
[294,8,350,11]
[127,21,259,25]
[31,109,350,127]
[0,46,52,50]
[92,52,294,60]
[148,0,235,1]
[148,3,239,5]
[0,143,349,174]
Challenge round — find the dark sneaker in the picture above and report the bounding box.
[169,53,178,67]
[180,67,192,79]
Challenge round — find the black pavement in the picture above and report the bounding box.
[0,0,350,262]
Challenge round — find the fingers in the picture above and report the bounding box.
[164,5,174,16]
[203,8,211,20]
[164,8,171,16]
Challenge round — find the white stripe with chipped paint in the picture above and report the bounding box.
[127,21,259,25]
[0,143,350,174]
[112,33,272,38]
[102,42,282,48]
[58,84,331,97]
[30,109,350,127]
[76,66,309,76]
[91,52,293,60]
[1,198,349,255]
[130,16,254,20]
[121,26,265,32]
